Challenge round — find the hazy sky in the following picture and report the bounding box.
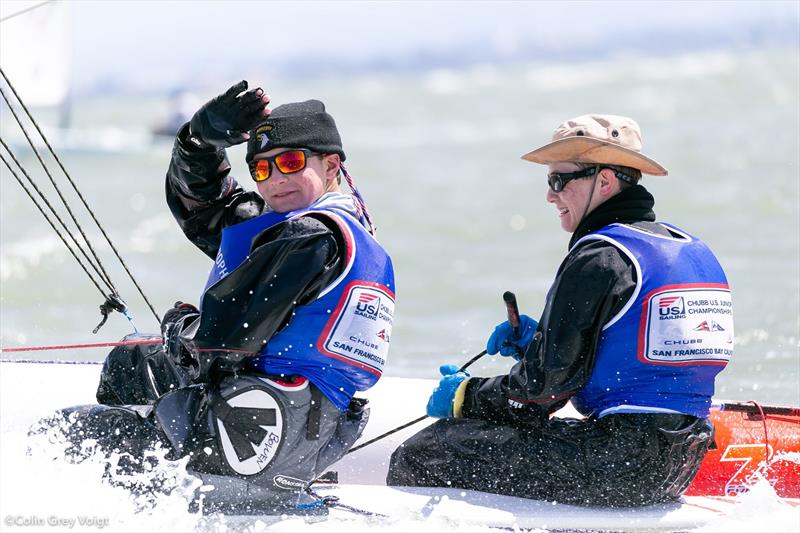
[1,0,798,95]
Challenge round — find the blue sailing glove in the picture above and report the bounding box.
[426,364,469,418]
[486,314,538,360]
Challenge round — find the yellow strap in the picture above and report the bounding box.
[452,378,470,418]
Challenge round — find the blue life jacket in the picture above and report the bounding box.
[571,223,732,418]
[202,205,395,411]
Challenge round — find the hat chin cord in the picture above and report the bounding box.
[577,173,600,229]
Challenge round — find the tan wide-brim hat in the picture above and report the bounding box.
[521,114,668,176]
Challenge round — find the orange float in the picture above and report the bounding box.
[685,401,800,498]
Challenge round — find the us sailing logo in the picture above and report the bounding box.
[693,320,725,332]
[355,292,380,320]
[658,295,686,319]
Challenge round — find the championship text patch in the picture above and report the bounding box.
[319,282,394,375]
[639,285,733,365]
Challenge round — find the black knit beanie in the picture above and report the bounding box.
[245,99,346,163]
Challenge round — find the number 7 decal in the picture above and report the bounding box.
[720,444,773,496]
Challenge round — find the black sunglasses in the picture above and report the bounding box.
[547,166,633,192]
[547,166,600,192]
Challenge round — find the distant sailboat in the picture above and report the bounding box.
[151,89,201,139]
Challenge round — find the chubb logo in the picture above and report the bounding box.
[355,293,380,320]
[377,328,390,342]
[658,295,685,318]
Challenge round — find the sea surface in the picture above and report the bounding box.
[1,47,799,532]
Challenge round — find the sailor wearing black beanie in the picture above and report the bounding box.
[87,80,394,515]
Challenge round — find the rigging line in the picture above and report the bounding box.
[0,358,102,365]
[0,338,161,353]
[0,136,113,293]
[0,83,117,294]
[0,138,114,295]
[0,0,56,23]
[0,149,108,299]
[0,68,161,324]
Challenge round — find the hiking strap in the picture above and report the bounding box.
[306,385,323,440]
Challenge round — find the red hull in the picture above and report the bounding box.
[685,403,800,497]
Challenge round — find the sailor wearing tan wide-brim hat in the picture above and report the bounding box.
[522,114,668,176]
[387,112,731,507]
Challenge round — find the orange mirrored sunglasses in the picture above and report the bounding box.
[248,149,318,182]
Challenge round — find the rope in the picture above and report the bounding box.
[345,349,487,455]
[0,0,55,23]
[0,67,161,325]
[0,141,112,298]
[0,358,103,365]
[0,85,118,295]
[0,338,161,354]
[346,415,427,454]
[749,400,771,466]
[0,142,133,333]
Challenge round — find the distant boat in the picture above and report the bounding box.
[150,89,201,139]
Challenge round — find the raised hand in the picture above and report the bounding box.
[188,80,271,148]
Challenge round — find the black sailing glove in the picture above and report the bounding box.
[187,80,270,149]
[160,301,200,371]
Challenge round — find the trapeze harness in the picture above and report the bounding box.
[571,223,733,419]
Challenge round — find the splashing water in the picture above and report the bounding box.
[2,412,205,532]
[3,414,538,533]
[696,472,800,533]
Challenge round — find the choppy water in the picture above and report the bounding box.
[1,48,799,409]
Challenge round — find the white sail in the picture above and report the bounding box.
[0,1,70,107]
